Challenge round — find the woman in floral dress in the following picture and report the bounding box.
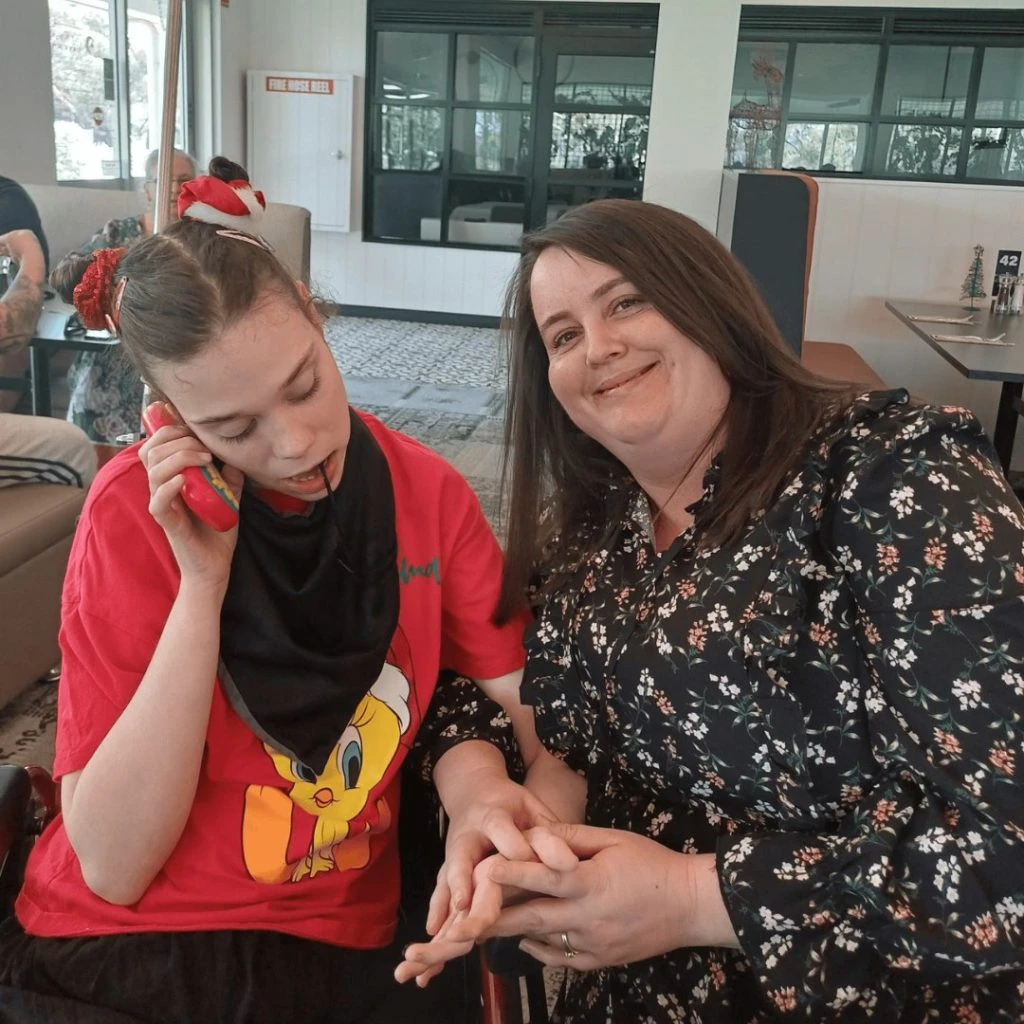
[399,200,1024,1021]
[66,149,197,444]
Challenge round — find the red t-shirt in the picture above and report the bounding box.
[16,412,525,948]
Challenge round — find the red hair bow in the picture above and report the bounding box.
[177,175,267,231]
[73,247,126,331]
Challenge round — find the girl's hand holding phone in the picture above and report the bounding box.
[139,402,244,592]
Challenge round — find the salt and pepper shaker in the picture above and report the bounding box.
[992,273,1022,315]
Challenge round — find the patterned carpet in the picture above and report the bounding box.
[0,400,504,771]
[0,678,57,768]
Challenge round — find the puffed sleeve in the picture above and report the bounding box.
[718,403,1024,1018]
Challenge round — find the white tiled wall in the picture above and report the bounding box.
[807,178,1024,468]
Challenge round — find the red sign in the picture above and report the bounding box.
[265,76,334,95]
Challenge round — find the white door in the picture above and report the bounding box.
[246,71,353,232]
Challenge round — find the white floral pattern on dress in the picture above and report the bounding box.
[523,391,1024,1022]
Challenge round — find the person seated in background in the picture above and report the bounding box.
[0,175,51,415]
[398,200,1024,1022]
[0,177,49,272]
[0,227,94,489]
[65,147,198,445]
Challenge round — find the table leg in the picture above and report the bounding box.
[992,380,1023,474]
[29,345,52,417]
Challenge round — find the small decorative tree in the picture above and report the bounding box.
[961,244,987,311]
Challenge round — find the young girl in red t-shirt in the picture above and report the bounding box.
[0,158,576,1023]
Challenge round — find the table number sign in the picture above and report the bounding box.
[993,250,1022,294]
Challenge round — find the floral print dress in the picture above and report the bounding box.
[66,215,146,444]
[523,391,1024,1022]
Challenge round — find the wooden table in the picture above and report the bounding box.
[28,297,118,417]
[885,299,1024,472]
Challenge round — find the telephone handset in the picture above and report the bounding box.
[141,403,240,532]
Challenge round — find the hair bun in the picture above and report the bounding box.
[208,156,249,184]
[177,172,267,232]
[50,251,95,306]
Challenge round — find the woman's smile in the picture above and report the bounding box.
[594,362,657,397]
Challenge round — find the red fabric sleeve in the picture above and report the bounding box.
[438,471,529,681]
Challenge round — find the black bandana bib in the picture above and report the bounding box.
[218,411,399,775]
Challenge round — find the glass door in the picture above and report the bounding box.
[530,35,655,228]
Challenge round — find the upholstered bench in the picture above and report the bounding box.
[802,341,886,390]
[0,484,85,712]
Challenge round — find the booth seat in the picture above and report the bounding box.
[0,485,85,711]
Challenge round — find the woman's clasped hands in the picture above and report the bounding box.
[396,823,740,987]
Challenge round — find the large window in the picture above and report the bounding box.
[366,1,657,250]
[729,7,1024,184]
[49,0,191,185]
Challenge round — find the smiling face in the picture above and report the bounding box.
[153,287,350,499]
[529,246,730,481]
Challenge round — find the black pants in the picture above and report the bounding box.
[0,913,477,1024]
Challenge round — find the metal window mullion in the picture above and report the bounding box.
[112,0,132,184]
[182,0,196,157]
[775,39,797,167]
[877,115,973,127]
[451,101,532,112]
[519,9,543,231]
[530,31,557,229]
[739,32,882,45]
[866,37,889,176]
[548,103,651,116]
[364,8,381,240]
[439,31,456,244]
[958,46,985,180]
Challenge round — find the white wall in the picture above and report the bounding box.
[218,0,249,165]
[0,0,58,185]
[644,0,740,229]
[220,0,743,314]
[806,177,1024,468]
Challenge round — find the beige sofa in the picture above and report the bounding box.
[23,183,311,282]
[0,485,85,711]
[0,185,311,713]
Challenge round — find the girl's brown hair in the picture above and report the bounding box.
[497,199,856,621]
[51,157,305,391]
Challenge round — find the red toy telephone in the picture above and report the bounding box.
[142,403,240,532]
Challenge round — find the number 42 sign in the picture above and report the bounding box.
[993,250,1022,294]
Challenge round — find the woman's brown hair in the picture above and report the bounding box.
[497,199,856,621]
[51,157,304,392]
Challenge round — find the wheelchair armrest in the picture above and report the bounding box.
[0,766,31,865]
[484,937,543,978]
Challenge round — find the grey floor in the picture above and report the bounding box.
[325,314,506,413]
[324,315,508,528]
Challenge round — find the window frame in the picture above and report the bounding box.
[364,1,658,252]
[49,0,195,191]
[734,7,1024,186]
